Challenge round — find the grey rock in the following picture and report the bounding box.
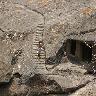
[70,79,96,96]
[8,74,62,96]
[0,1,96,96]
[0,61,12,83]
[47,62,95,93]
[0,0,96,77]
[9,78,29,96]
[26,74,63,95]
[0,0,45,77]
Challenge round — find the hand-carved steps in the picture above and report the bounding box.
[32,24,46,68]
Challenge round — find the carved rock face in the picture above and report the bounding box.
[0,1,45,81]
[1,1,96,96]
[0,0,96,79]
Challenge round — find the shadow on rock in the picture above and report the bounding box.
[26,74,63,96]
[6,74,63,96]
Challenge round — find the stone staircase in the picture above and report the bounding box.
[32,24,46,73]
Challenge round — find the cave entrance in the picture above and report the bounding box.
[81,42,92,63]
[70,40,76,56]
[67,39,92,63]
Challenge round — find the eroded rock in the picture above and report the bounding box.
[8,74,62,96]
[70,79,96,96]
[9,78,29,96]
[0,61,12,83]
[47,62,95,93]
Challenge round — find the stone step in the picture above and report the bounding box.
[33,44,39,46]
[35,32,43,34]
[32,48,45,51]
[33,39,42,42]
[35,60,45,62]
[36,65,46,68]
[36,63,45,65]
[38,23,43,25]
[37,29,44,31]
[37,26,44,29]
[32,48,39,50]
[33,55,45,57]
[33,40,42,42]
[34,33,42,36]
[33,57,45,59]
[32,50,45,54]
[35,61,45,63]
[33,36,42,38]
[32,46,45,50]
[33,40,39,43]
[35,34,43,36]
[34,62,45,64]
[37,25,44,27]
[33,38,42,41]
[33,39,41,42]
[34,57,45,59]
[33,38,42,40]
[36,28,43,31]
[36,64,45,66]
[35,62,45,64]
[36,68,45,70]
[33,43,40,45]
[32,45,38,48]
[34,32,42,34]
[33,53,45,56]
[33,55,45,58]
[34,59,45,62]
[33,52,45,54]
[33,35,42,38]
[33,53,45,55]
[37,24,44,26]
[36,31,43,33]
[36,66,45,69]
[34,36,42,38]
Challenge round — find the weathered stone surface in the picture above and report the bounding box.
[0,0,96,96]
[0,61,12,83]
[70,79,96,96]
[0,0,96,77]
[14,0,96,59]
[8,74,62,96]
[0,1,44,32]
[1,0,96,59]
[0,0,45,77]
[47,63,95,92]
[9,78,29,96]
[27,74,62,95]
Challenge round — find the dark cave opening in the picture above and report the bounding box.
[81,43,92,63]
[70,40,76,56]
